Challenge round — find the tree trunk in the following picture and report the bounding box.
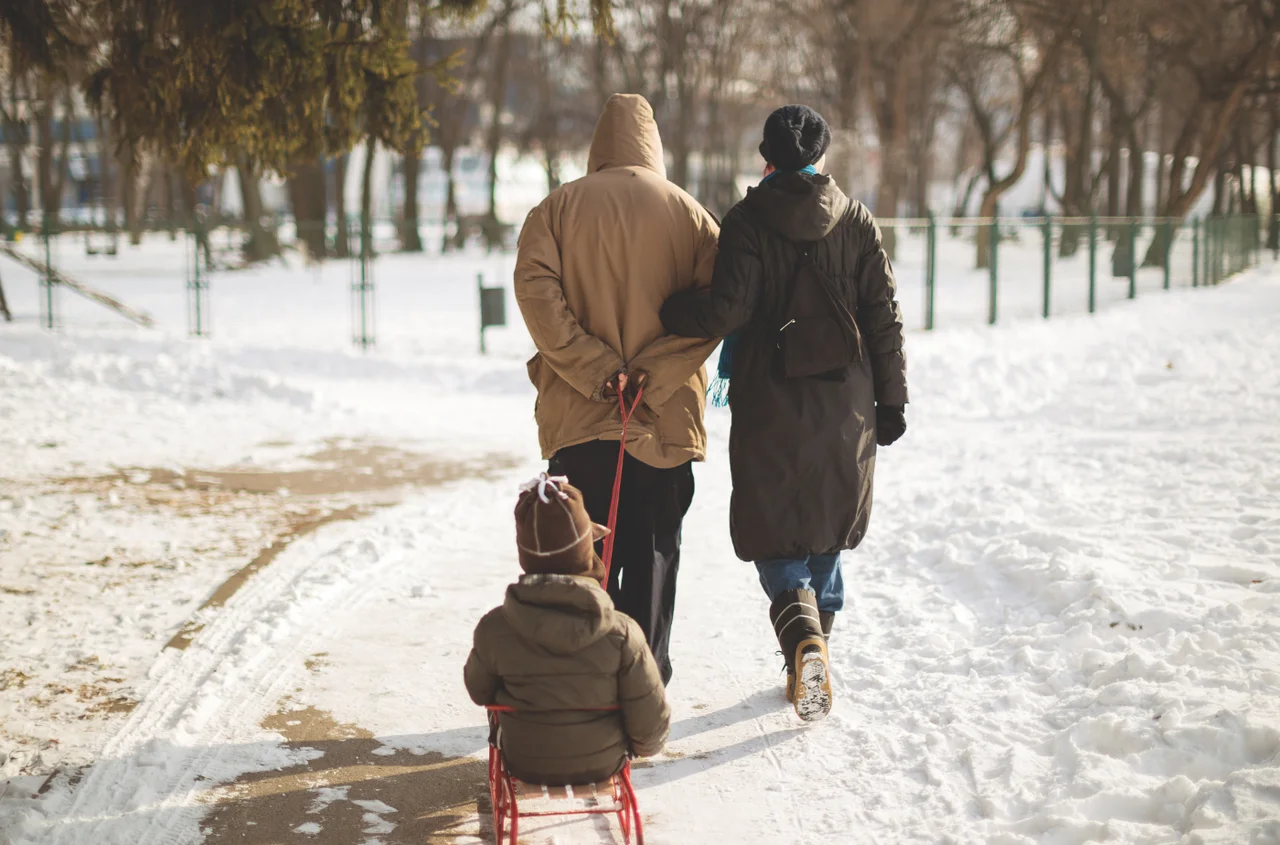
[975,94,1040,269]
[1237,131,1256,215]
[0,267,11,321]
[398,143,424,252]
[949,120,979,234]
[1059,74,1096,257]
[287,159,328,260]
[163,164,178,239]
[360,139,376,257]
[120,144,139,245]
[952,170,981,221]
[5,76,30,227]
[129,155,153,245]
[535,36,563,197]
[1041,102,1053,213]
[237,156,279,263]
[485,19,513,230]
[35,77,55,223]
[912,98,938,217]
[593,33,610,112]
[97,114,117,245]
[1143,66,1256,270]
[1212,163,1225,215]
[335,154,350,258]
[1106,102,1122,239]
[442,144,459,252]
[1269,106,1279,251]
[399,3,426,254]
[1126,129,1144,218]
[671,54,693,192]
[1154,102,1168,216]
[873,64,910,258]
[1113,126,1145,275]
[52,91,73,219]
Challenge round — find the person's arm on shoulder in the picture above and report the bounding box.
[463,614,501,706]
[617,619,670,758]
[626,209,721,408]
[514,202,625,402]
[659,211,763,342]
[853,206,908,408]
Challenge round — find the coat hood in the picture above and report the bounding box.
[743,171,850,242]
[502,574,615,655]
[587,94,666,178]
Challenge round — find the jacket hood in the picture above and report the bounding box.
[743,172,850,242]
[502,574,615,655]
[587,94,666,178]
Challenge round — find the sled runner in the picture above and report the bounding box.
[486,705,645,845]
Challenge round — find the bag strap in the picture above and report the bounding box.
[794,243,859,339]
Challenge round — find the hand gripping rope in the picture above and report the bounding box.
[601,375,644,584]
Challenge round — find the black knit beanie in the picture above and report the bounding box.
[759,105,832,172]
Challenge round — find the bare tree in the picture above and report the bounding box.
[951,0,1066,267]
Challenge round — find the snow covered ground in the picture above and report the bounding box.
[1,240,1278,845]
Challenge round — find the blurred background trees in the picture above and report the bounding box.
[0,0,1277,267]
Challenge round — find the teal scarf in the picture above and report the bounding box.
[707,164,819,407]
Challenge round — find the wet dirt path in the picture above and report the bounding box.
[0,442,517,794]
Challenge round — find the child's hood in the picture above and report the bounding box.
[501,574,615,655]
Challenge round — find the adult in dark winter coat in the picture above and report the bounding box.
[660,105,908,721]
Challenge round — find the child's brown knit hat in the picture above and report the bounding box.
[515,474,608,583]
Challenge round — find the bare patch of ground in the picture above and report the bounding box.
[0,441,518,782]
[199,706,488,845]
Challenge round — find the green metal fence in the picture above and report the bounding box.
[878,214,1262,331]
[4,212,1266,347]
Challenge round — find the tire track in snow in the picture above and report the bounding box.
[28,503,432,845]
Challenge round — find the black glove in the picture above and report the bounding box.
[875,404,906,447]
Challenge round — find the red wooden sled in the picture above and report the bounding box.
[486,705,644,844]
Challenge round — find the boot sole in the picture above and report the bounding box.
[793,639,832,722]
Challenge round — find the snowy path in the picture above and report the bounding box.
[3,264,1279,845]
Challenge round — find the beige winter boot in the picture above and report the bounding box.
[769,589,833,721]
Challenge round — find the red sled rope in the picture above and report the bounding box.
[601,378,644,584]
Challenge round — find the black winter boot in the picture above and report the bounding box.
[820,611,835,641]
[769,589,833,722]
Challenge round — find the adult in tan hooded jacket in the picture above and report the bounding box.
[515,94,719,684]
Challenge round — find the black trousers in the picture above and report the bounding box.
[549,441,694,685]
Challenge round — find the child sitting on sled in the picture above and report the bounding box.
[464,474,671,785]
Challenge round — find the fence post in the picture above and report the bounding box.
[1042,215,1052,319]
[1203,216,1213,285]
[1214,218,1222,284]
[1192,218,1200,287]
[1088,214,1098,314]
[925,213,936,331]
[1205,217,1213,285]
[988,209,999,326]
[348,218,373,350]
[352,219,375,350]
[1127,219,1138,300]
[478,273,486,354]
[187,216,209,337]
[1162,220,1172,291]
[42,213,55,330]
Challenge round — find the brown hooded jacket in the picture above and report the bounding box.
[514,93,721,469]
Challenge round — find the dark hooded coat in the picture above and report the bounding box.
[660,172,908,562]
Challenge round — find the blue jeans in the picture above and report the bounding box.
[755,554,844,614]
